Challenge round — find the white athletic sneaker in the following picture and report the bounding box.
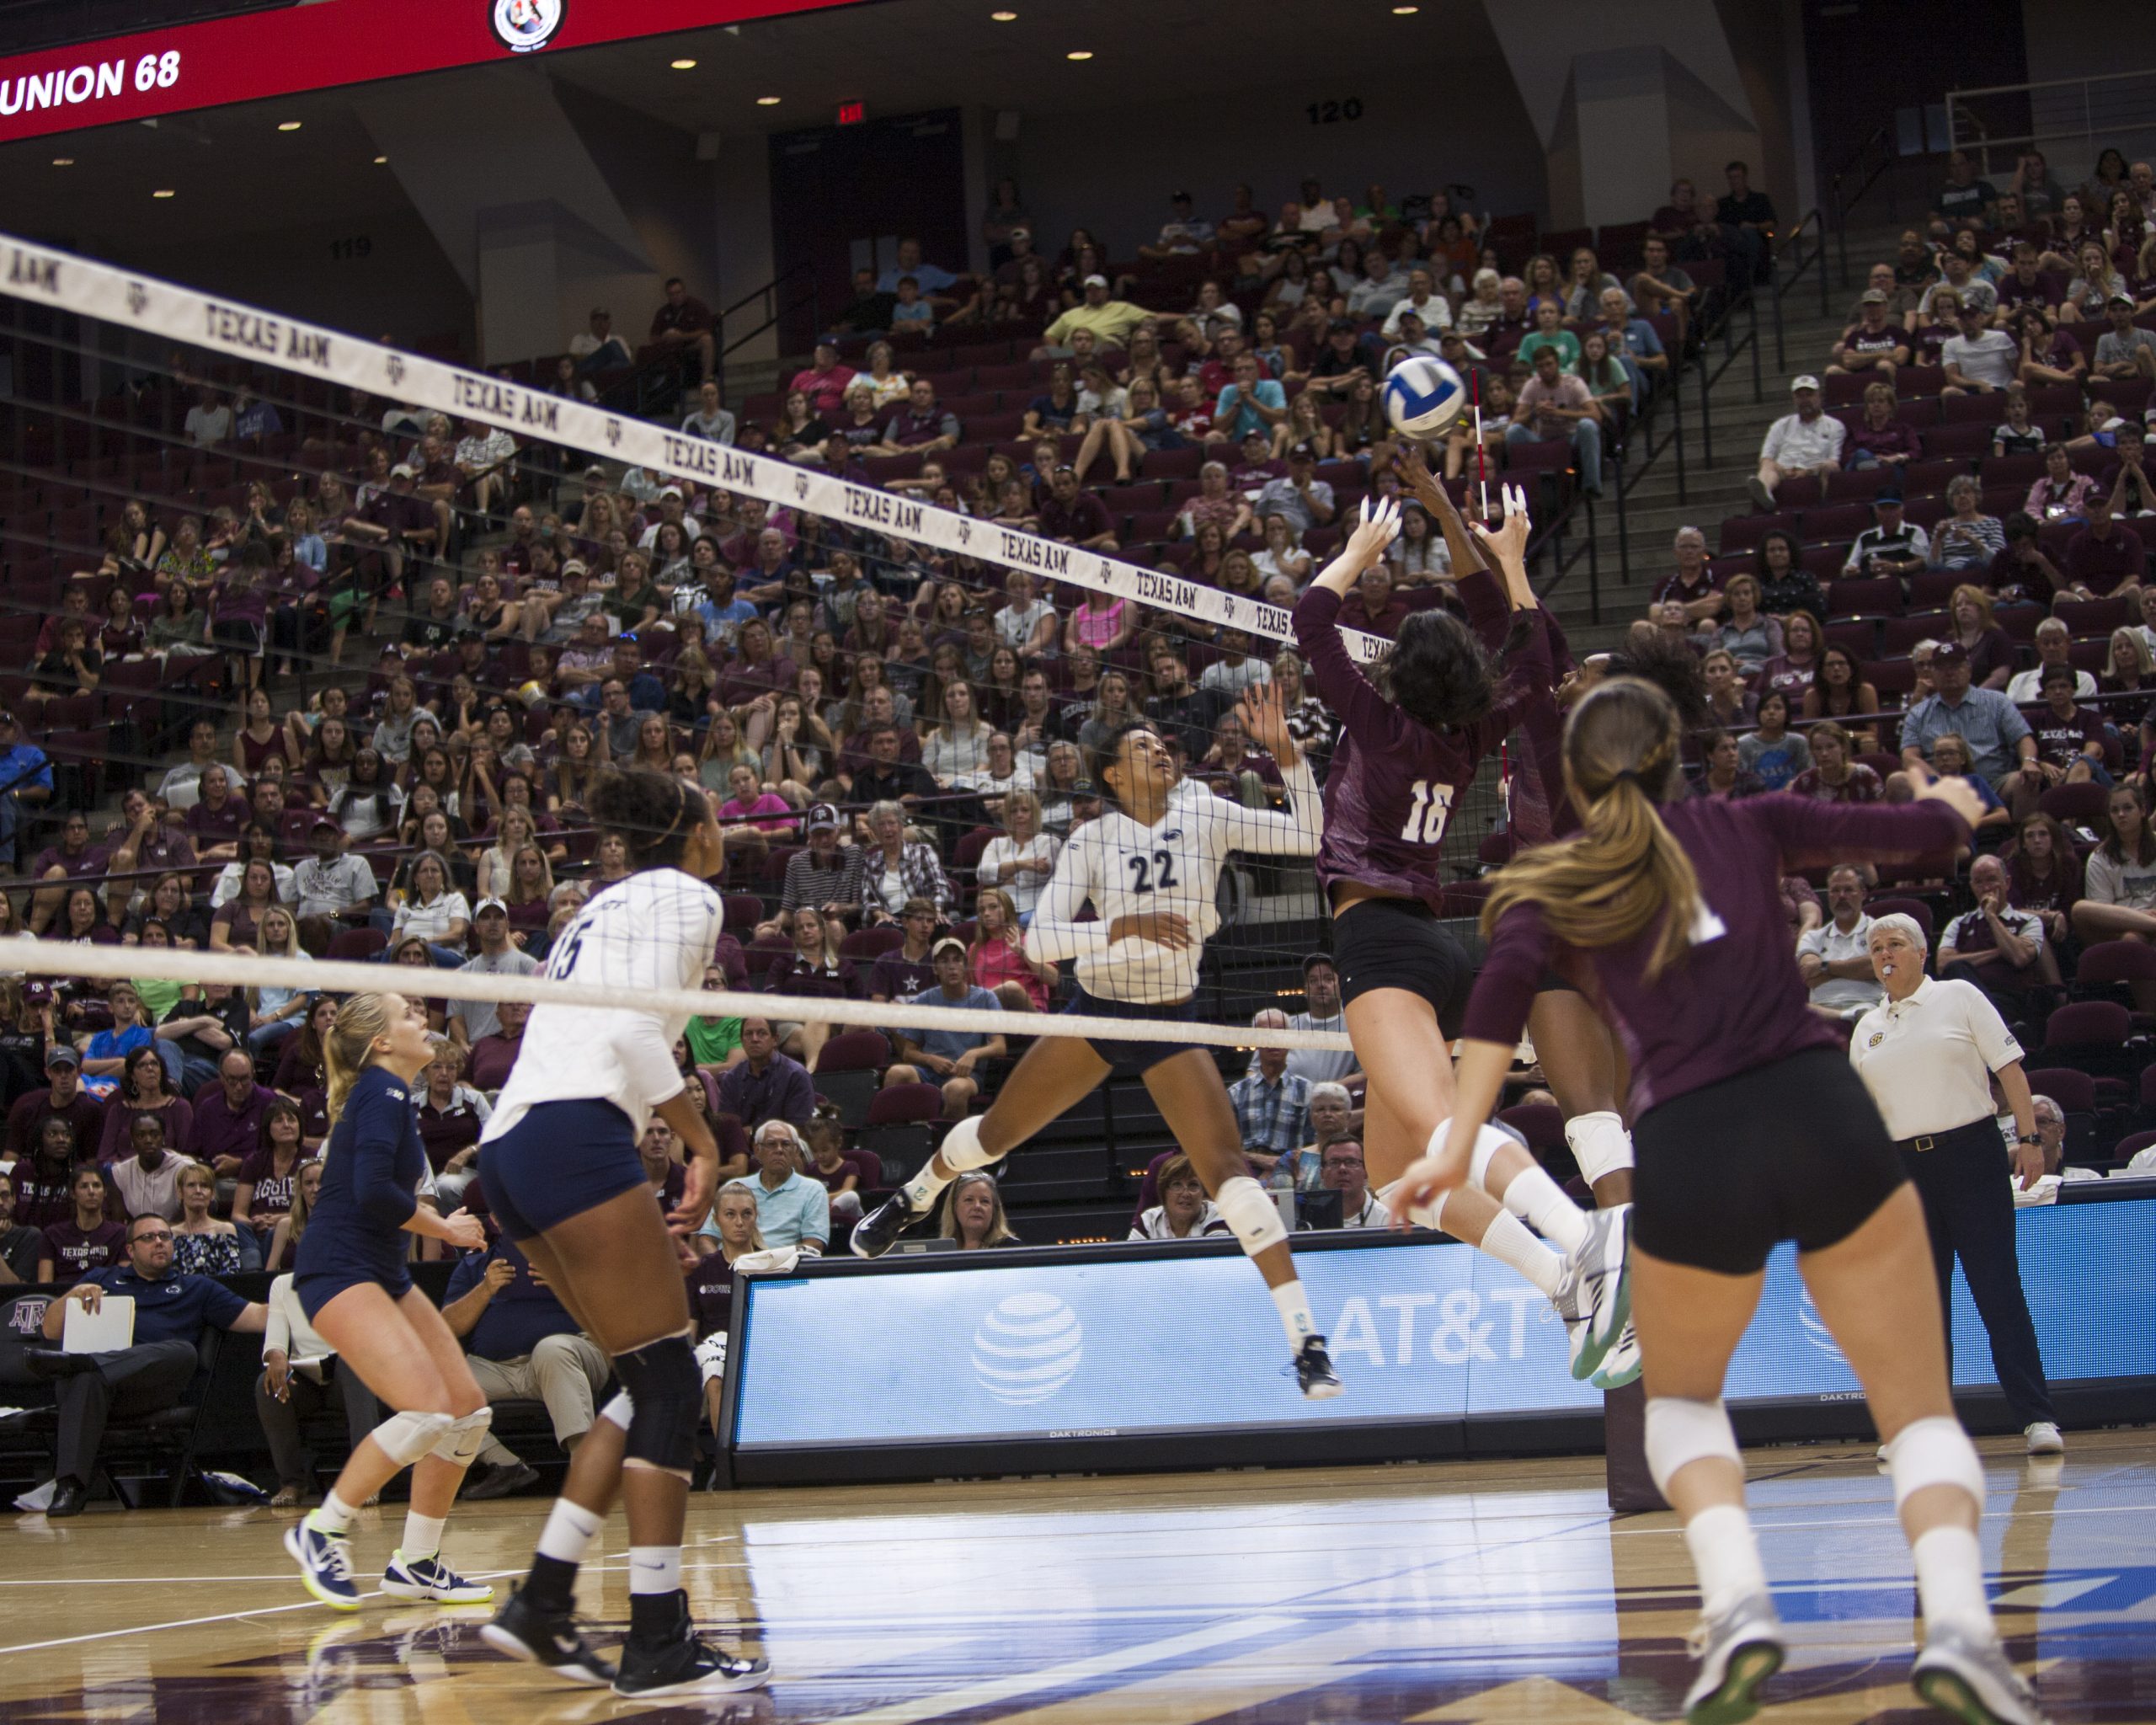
[1556,1204,1632,1381]
[2022,1422,2063,1457]
[382,1550,494,1604]
[1912,1625,2050,1724]
[1682,1591,1785,1725]
[1591,1318,1641,1390]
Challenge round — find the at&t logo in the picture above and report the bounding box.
[971,1292,1082,1405]
[492,0,565,53]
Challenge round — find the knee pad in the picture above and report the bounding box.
[694,1333,728,1387]
[599,1391,634,1433]
[1377,1178,1451,1232]
[1884,1415,1986,1514]
[937,1114,1001,1174]
[1454,1121,1519,1194]
[1214,1174,1287,1256]
[1644,1397,1742,1498]
[1565,1112,1635,1185]
[430,1407,493,1467]
[612,1332,699,1477]
[371,1408,455,1467]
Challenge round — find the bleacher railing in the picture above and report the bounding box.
[1947,67,2156,191]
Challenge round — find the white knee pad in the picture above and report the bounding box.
[1214,1174,1288,1256]
[599,1391,634,1432]
[1377,1178,1451,1233]
[372,1409,455,1466]
[694,1333,728,1387]
[430,1407,494,1467]
[938,1114,1001,1174]
[1885,1415,1986,1513]
[1644,1397,1742,1498]
[1462,1122,1521,1194]
[1566,1111,1635,1184]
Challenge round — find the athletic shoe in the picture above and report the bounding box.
[382,1550,495,1604]
[479,1586,616,1687]
[1293,1335,1344,1400]
[286,1519,361,1611]
[1591,1318,1642,1390]
[1745,475,1775,512]
[1912,1626,2049,1725]
[2023,1422,2063,1457]
[1682,1591,1785,1725]
[611,1590,770,1699]
[1559,1204,1632,1381]
[851,1190,928,1259]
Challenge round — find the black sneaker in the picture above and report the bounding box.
[851,1190,928,1259]
[478,1586,616,1687]
[611,1591,770,1699]
[1294,1336,1344,1400]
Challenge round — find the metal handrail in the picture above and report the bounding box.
[1694,280,1763,472]
[1769,209,1832,370]
[1829,121,1897,248]
[713,262,824,407]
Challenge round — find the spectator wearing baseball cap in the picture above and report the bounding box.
[1749,374,1846,509]
[1139,190,1216,261]
[1844,486,1932,579]
[889,938,1006,1119]
[447,895,542,1050]
[1038,270,1165,356]
[761,804,864,943]
[1898,638,2037,788]
[1254,441,1338,536]
[7,1043,104,1166]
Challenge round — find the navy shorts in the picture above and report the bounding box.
[1066,987,1209,1076]
[294,1264,413,1323]
[478,1097,649,1242]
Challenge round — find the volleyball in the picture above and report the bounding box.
[1383,355,1467,438]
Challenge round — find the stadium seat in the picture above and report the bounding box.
[1866,896,1935,947]
[819,1029,891,1073]
[866,1083,946,1127]
[2038,782,2110,824]
[328,927,388,961]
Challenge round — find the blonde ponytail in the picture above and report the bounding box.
[1480,678,1704,980]
[323,991,396,1130]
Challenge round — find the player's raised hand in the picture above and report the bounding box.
[1345,494,1401,565]
[1469,481,1532,563]
[1235,682,1297,765]
[1393,446,1449,516]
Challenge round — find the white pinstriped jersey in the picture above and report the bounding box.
[1027,757,1321,1004]
[482,868,724,1142]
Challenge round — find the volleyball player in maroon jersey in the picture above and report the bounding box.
[1394,679,2043,1725]
[1294,494,1631,1379]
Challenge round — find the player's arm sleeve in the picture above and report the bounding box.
[348,1087,420,1231]
[1751,792,1970,876]
[1457,901,1550,1050]
[1294,586,1412,753]
[1216,755,1323,857]
[619,1013,688,1114]
[1026,829,1115,964]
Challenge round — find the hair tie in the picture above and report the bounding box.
[649,778,691,851]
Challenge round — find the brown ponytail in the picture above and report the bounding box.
[323,991,396,1130]
[1480,677,1705,980]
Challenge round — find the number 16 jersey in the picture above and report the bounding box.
[1027,758,1321,1005]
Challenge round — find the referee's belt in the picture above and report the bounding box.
[1895,1117,2000,1155]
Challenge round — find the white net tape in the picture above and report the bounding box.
[4,941,1353,1054]
[0,230,1395,667]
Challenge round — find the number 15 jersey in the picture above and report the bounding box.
[1027,759,1321,1004]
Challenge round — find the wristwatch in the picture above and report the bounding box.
[2016,1133,2043,1146]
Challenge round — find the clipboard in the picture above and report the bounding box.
[61,1295,135,1354]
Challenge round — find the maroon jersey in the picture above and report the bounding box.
[1294,576,1549,911]
[1463,795,1969,1114]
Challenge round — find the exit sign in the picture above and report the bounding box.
[835,99,865,125]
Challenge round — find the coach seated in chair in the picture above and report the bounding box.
[441,1234,611,1500]
[29,1212,268,1516]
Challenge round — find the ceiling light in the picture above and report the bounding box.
[670,57,697,69]
[1391,4,1418,11]
[373,155,388,164]
[152,189,175,199]
[51,157,72,166]
[1065,50,1093,60]
[990,8,1017,17]
[756,94,782,105]
[277,120,302,131]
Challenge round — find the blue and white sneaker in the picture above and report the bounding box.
[382,1549,495,1604]
[1592,1318,1643,1390]
[286,1519,361,1611]
[1557,1204,1633,1382]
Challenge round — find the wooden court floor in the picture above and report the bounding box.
[2,1430,2153,1724]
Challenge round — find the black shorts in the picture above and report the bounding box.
[1331,896,1472,1038]
[1631,1046,1908,1276]
[478,1097,648,1242]
[1065,987,1209,1076]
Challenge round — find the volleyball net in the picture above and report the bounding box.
[0,232,1518,1063]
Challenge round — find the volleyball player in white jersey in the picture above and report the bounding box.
[477,769,768,1700]
[853,686,1345,1397]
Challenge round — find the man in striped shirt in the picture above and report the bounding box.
[1228,1010,1311,1183]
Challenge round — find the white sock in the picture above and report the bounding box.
[628,1545,684,1595]
[309,1490,357,1536]
[901,1162,953,1214]
[1479,1209,1566,1297]
[536,1498,604,1566]
[1497,1162,1589,1254]
[402,1510,446,1562]
[1913,1525,1993,1639]
[1683,1503,1769,1617]
[1268,1280,1316,1350]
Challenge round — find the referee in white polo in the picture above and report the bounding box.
[1849,913,2063,1456]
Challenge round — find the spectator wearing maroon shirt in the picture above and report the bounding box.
[1652,526,1724,625]
[716,1017,815,1132]
[1828,291,1910,377]
[1939,853,2057,1000]
[2012,664,2109,821]
[182,765,251,864]
[0,1167,40,1284]
[6,1044,103,1163]
[35,1163,125,1286]
[2007,812,2082,948]
[27,811,109,935]
[1844,382,1924,469]
[649,275,716,382]
[1035,467,1118,551]
[190,1049,277,1179]
[2059,491,2146,601]
[881,378,961,453]
[232,1097,311,1238]
[801,1113,873,1229]
[869,900,940,1003]
[468,996,529,1092]
[9,1113,96,1231]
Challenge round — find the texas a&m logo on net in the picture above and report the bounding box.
[491,0,566,54]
